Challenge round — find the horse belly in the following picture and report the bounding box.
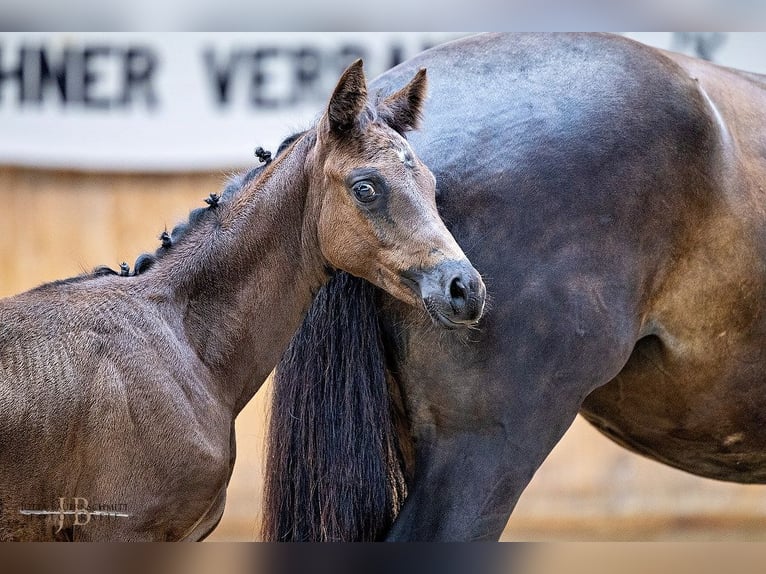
[582,215,766,483]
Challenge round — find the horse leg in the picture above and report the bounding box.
[389,427,546,541]
[384,287,639,541]
[387,379,584,541]
[183,420,238,541]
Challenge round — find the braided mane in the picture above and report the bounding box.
[71,133,304,284]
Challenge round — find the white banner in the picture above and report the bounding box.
[0,33,763,172]
[0,33,463,171]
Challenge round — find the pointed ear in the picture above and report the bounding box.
[379,68,428,134]
[326,59,368,134]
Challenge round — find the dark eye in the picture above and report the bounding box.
[352,181,377,203]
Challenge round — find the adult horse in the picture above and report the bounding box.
[0,61,485,541]
[265,33,766,541]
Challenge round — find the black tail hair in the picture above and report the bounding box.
[262,271,407,541]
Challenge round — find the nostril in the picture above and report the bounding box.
[449,276,468,311]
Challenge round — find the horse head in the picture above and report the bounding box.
[307,60,486,327]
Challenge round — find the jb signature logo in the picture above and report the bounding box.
[20,497,130,533]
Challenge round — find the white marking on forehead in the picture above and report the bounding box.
[395,140,416,168]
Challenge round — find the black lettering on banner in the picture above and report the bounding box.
[248,47,279,108]
[82,45,111,109]
[121,46,158,108]
[0,44,25,104]
[0,42,160,109]
[388,44,405,70]
[37,45,69,105]
[3,37,451,114]
[293,47,321,104]
[202,44,374,110]
[203,47,239,106]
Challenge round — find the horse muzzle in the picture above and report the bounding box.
[400,260,486,328]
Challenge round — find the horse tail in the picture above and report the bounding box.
[262,271,408,541]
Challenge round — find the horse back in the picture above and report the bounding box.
[373,33,726,299]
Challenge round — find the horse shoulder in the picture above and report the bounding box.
[0,281,230,539]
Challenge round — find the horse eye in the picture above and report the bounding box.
[352,181,377,203]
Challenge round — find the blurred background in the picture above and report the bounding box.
[2,32,766,541]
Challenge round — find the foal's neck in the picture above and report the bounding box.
[151,133,327,413]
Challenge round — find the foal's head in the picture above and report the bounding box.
[308,61,485,327]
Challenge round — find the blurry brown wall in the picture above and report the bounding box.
[2,166,766,541]
[0,167,224,298]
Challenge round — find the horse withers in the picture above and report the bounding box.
[0,61,485,541]
[268,32,766,541]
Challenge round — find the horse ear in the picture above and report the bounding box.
[326,59,368,134]
[380,68,428,134]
